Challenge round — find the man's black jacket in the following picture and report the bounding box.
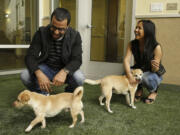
[25,25,82,75]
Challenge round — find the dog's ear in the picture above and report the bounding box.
[20,93,30,102]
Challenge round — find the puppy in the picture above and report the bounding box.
[84,69,143,113]
[13,86,85,132]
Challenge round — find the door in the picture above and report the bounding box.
[79,0,133,79]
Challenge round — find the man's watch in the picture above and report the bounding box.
[63,68,69,74]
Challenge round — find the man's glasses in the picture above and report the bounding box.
[50,24,67,32]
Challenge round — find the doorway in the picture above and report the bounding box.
[80,0,132,79]
[90,0,126,63]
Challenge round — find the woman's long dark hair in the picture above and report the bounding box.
[138,20,159,62]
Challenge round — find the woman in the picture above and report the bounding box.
[124,20,165,104]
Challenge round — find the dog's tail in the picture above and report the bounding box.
[84,79,101,85]
[73,86,84,100]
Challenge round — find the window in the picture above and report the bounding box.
[0,0,38,70]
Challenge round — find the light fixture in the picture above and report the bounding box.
[5,14,9,18]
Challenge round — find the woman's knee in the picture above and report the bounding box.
[142,72,160,91]
[73,70,85,85]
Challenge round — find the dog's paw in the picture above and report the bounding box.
[69,124,74,128]
[100,103,105,106]
[108,110,113,113]
[80,119,85,124]
[25,126,32,132]
[132,106,136,109]
[41,125,46,129]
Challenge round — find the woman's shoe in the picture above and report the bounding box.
[144,92,157,104]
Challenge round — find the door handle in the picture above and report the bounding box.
[86,24,95,29]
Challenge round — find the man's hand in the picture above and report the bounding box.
[35,69,52,93]
[52,69,68,86]
[151,59,160,72]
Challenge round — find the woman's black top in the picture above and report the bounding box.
[130,39,158,72]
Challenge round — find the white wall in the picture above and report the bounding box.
[76,0,92,74]
[136,0,180,16]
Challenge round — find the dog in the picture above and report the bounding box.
[13,86,85,132]
[84,69,143,113]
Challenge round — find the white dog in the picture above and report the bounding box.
[13,86,85,132]
[85,69,143,113]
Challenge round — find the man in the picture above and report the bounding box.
[21,8,85,95]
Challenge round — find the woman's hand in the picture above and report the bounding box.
[127,73,137,85]
[151,59,160,72]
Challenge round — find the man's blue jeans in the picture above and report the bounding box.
[20,64,85,94]
[140,71,162,92]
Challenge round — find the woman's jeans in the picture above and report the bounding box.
[20,64,85,94]
[140,71,163,92]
